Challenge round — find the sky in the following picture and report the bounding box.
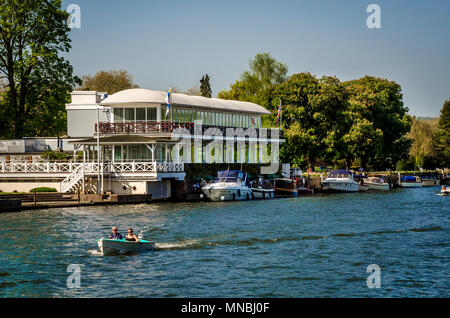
[62,0,450,117]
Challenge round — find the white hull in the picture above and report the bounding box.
[252,188,275,199]
[202,183,253,201]
[359,184,369,191]
[422,180,440,187]
[399,182,422,188]
[322,181,359,192]
[366,182,390,191]
[97,238,156,255]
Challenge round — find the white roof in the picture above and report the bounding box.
[99,88,271,115]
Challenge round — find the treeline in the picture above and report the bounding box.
[219,53,449,170]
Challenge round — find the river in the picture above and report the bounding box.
[0,187,448,297]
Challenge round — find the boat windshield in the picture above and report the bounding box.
[328,170,351,178]
[212,170,244,183]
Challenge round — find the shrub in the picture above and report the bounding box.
[29,187,57,193]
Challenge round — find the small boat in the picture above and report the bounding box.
[274,178,298,197]
[365,176,390,191]
[421,175,440,187]
[297,186,314,195]
[321,170,359,192]
[438,185,450,196]
[251,178,275,199]
[97,238,156,255]
[202,170,253,201]
[399,176,422,188]
[358,184,369,191]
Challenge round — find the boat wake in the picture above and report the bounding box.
[155,239,203,250]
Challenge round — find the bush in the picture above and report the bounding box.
[29,187,57,193]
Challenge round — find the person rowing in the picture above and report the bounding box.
[125,228,140,243]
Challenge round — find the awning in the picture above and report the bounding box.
[69,135,179,145]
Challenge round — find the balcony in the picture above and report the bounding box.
[95,121,283,139]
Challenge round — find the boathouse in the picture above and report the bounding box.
[0,89,282,199]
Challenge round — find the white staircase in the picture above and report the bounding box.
[60,164,85,193]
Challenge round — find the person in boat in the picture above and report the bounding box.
[108,226,123,239]
[125,228,140,243]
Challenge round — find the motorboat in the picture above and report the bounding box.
[251,178,275,199]
[399,176,422,188]
[439,185,450,196]
[274,178,298,197]
[365,176,390,191]
[97,238,156,255]
[321,170,359,192]
[421,175,440,187]
[202,170,253,201]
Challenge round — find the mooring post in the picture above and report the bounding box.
[33,188,37,206]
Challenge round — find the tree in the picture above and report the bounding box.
[0,0,80,138]
[200,74,212,98]
[437,99,450,167]
[184,85,201,96]
[272,73,348,168]
[342,76,411,169]
[79,70,138,94]
[408,117,440,169]
[218,53,287,105]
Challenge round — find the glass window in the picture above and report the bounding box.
[125,108,134,122]
[147,107,157,121]
[136,108,145,122]
[114,145,122,162]
[113,108,123,123]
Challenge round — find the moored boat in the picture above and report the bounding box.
[440,185,450,196]
[274,178,298,197]
[202,170,253,201]
[251,177,275,199]
[365,176,390,191]
[399,176,422,188]
[97,238,156,255]
[321,170,359,192]
[421,175,440,187]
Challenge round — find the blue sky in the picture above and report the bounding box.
[63,0,450,117]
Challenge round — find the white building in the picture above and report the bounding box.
[0,89,282,199]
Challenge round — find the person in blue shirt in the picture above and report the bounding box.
[108,226,123,239]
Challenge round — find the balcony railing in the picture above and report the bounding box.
[96,121,195,134]
[95,121,283,138]
[0,161,184,174]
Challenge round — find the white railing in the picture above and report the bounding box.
[0,161,184,174]
[60,164,85,193]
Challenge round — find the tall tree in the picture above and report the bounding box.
[0,0,80,138]
[437,99,450,167]
[79,70,138,94]
[408,117,440,169]
[342,76,411,169]
[273,73,348,168]
[200,74,212,98]
[218,53,287,105]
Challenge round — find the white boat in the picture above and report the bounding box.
[399,176,422,188]
[365,176,390,191]
[358,184,369,191]
[97,238,156,255]
[421,176,440,187]
[202,170,253,201]
[438,185,450,196]
[321,170,359,192]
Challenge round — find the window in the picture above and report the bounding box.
[113,108,123,123]
[125,108,134,122]
[147,107,157,121]
[136,108,145,122]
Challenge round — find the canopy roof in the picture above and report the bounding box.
[99,88,271,115]
[69,135,177,145]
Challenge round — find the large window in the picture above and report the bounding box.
[136,108,145,122]
[113,108,123,122]
[147,107,157,121]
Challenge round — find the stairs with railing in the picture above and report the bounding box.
[60,164,85,193]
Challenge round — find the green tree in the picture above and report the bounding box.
[342,76,411,170]
[218,53,287,106]
[272,73,348,169]
[0,0,80,138]
[199,74,212,98]
[408,117,440,169]
[437,99,450,167]
[79,70,138,94]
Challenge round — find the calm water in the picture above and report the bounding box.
[0,187,448,297]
